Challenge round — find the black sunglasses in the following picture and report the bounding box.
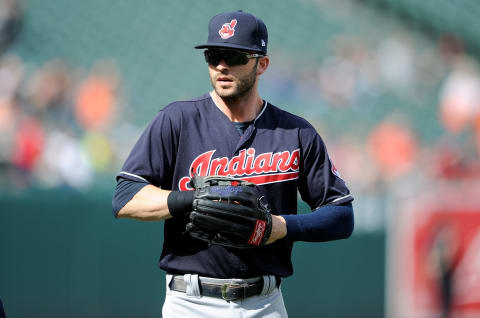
[204,49,264,66]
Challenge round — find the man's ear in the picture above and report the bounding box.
[256,56,270,75]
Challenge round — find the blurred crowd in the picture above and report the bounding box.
[0,52,144,191]
[0,1,142,191]
[1,1,480,228]
[319,32,480,181]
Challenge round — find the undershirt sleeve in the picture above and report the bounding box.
[281,202,354,242]
[112,177,149,217]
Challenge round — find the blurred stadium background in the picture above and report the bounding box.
[1,0,480,317]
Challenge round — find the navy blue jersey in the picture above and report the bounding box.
[118,93,353,278]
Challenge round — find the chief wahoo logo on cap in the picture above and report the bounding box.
[219,19,237,39]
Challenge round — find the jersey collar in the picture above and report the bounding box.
[209,91,268,123]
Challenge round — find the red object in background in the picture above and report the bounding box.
[413,212,480,312]
[433,146,467,179]
[432,143,480,180]
[388,197,480,318]
[11,117,45,170]
[367,121,417,179]
[75,76,115,130]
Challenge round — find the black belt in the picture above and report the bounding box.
[170,275,280,301]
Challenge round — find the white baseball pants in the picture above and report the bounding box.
[162,274,288,318]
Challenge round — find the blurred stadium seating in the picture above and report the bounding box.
[2,0,479,195]
[362,0,480,52]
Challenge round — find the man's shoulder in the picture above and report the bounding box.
[162,93,211,114]
[265,102,313,129]
[147,94,211,127]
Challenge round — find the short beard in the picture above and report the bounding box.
[213,60,258,103]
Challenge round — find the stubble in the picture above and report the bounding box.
[211,61,258,103]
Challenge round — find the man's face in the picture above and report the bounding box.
[207,50,260,100]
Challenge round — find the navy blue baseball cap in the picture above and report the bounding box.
[195,10,268,55]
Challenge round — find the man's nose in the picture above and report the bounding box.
[216,59,229,70]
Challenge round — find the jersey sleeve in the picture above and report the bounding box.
[298,125,353,210]
[117,110,177,188]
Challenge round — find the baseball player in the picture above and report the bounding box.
[112,10,354,318]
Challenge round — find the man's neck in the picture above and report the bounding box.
[210,90,264,123]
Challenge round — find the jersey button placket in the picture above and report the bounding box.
[233,124,256,155]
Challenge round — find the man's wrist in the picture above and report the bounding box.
[167,190,195,218]
[280,214,302,241]
[266,215,287,244]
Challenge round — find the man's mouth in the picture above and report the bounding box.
[217,76,233,83]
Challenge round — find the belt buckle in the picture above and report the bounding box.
[221,283,244,301]
[221,284,232,301]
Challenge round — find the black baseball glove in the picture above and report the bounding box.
[185,175,273,249]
